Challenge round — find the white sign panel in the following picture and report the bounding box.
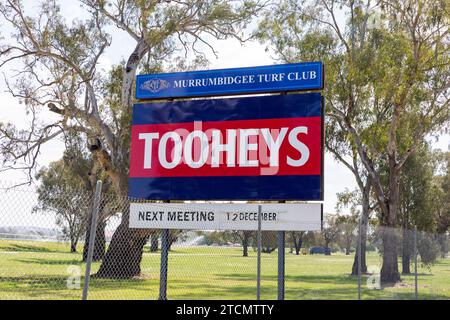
[129,203,322,231]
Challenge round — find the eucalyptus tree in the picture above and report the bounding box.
[288,231,305,255]
[33,132,115,259]
[398,141,437,273]
[335,189,375,272]
[0,0,265,278]
[62,134,117,262]
[336,214,357,255]
[431,151,450,258]
[34,158,90,253]
[256,0,376,275]
[224,231,254,257]
[322,215,339,255]
[256,0,449,283]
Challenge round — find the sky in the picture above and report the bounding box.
[0,0,449,230]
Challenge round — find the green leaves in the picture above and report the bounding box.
[258,0,449,170]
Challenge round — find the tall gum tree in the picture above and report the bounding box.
[398,141,438,274]
[256,0,377,275]
[256,0,449,284]
[335,186,376,274]
[0,0,266,278]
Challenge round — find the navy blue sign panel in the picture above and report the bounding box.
[129,93,323,201]
[136,62,323,100]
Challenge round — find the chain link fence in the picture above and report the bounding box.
[0,181,448,300]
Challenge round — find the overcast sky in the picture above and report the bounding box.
[0,1,449,229]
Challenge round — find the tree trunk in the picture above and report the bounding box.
[381,225,400,284]
[352,238,367,275]
[380,196,401,284]
[437,233,448,259]
[294,239,302,255]
[242,232,250,257]
[95,206,151,279]
[290,231,303,255]
[150,232,159,252]
[295,239,303,256]
[380,206,401,283]
[83,219,106,262]
[325,241,331,255]
[379,150,401,285]
[379,109,403,285]
[352,214,369,276]
[402,253,411,274]
[70,241,77,253]
[168,232,177,251]
[401,227,412,274]
[94,221,106,261]
[351,218,368,274]
[351,176,371,275]
[345,236,352,255]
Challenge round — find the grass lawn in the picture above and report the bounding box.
[0,239,448,300]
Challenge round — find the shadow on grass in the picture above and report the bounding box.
[401,272,434,277]
[208,273,450,300]
[217,273,356,285]
[165,277,265,299]
[0,243,72,254]
[0,274,156,299]
[14,258,82,266]
[1,272,448,300]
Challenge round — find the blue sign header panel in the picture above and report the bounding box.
[136,62,323,100]
[129,93,323,201]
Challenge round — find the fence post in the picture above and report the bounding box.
[277,230,285,300]
[414,226,418,300]
[159,228,170,300]
[358,216,362,300]
[82,180,102,300]
[256,204,262,300]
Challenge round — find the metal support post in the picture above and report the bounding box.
[414,226,418,300]
[278,230,285,300]
[358,216,362,300]
[256,204,262,300]
[82,180,102,300]
[159,228,170,300]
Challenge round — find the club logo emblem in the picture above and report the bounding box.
[140,79,170,93]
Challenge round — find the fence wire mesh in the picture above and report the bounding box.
[0,182,448,300]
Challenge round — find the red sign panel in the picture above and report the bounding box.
[129,117,321,178]
[128,93,323,200]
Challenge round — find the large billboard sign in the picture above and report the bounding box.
[129,203,322,231]
[128,92,323,201]
[136,62,323,100]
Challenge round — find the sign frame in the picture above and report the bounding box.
[128,92,324,202]
[136,62,323,100]
[129,202,323,231]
